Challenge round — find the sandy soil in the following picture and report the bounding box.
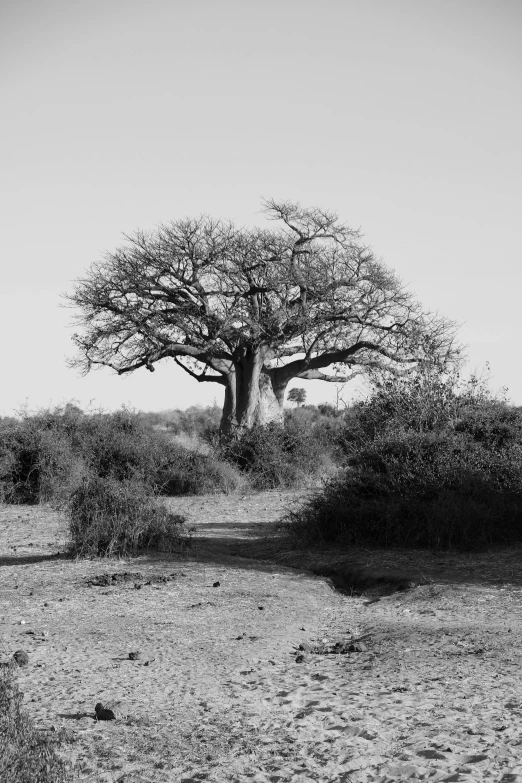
[1,491,522,782]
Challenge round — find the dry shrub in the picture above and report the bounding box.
[0,405,96,505]
[140,405,221,443]
[220,419,337,490]
[0,405,241,505]
[286,431,522,550]
[0,662,73,783]
[286,371,522,551]
[0,422,42,504]
[68,476,189,558]
[154,448,247,496]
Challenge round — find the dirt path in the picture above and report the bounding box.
[1,493,522,782]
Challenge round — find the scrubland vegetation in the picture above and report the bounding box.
[286,370,522,551]
[0,661,72,783]
[2,369,522,558]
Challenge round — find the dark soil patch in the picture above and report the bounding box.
[311,566,426,597]
[85,572,178,588]
[294,636,370,657]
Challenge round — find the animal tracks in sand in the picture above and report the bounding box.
[2,497,522,782]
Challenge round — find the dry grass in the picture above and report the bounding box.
[0,660,73,783]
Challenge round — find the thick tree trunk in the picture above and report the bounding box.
[255,371,286,426]
[219,352,288,438]
[220,371,238,438]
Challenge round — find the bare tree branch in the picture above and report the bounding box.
[295,369,365,383]
[173,357,226,385]
[65,199,461,433]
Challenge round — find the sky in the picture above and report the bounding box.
[1,0,521,417]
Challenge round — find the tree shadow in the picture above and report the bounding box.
[138,532,310,577]
[0,552,70,567]
[187,521,278,533]
[137,532,522,591]
[57,711,93,721]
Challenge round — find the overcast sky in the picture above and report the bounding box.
[1,0,520,416]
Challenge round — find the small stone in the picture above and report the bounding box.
[128,651,142,660]
[13,650,29,667]
[213,581,220,587]
[295,654,305,663]
[258,606,264,610]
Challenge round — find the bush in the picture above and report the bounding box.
[221,418,338,490]
[340,365,515,445]
[285,404,349,459]
[286,370,522,551]
[0,405,98,505]
[155,449,247,495]
[453,402,522,450]
[68,476,189,558]
[72,408,171,485]
[75,409,239,495]
[0,663,73,783]
[0,406,239,505]
[0,422,40,503]
[0,401,351,505]
[347,371,461,441]
[287,428,522,550]
[141,405,221,443]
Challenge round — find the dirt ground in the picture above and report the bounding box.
[1,490,522,782]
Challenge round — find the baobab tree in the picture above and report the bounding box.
[66,200,459,437]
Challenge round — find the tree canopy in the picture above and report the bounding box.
[66,200,459,435]
[287,388,307,406]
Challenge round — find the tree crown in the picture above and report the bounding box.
[66,199,459,386]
